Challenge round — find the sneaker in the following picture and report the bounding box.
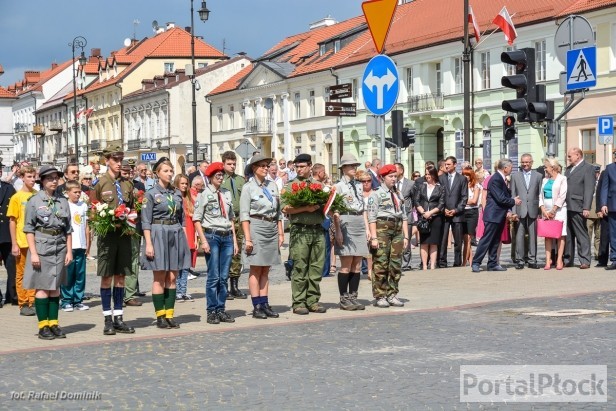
[207,311,220,324]
[187,274,198,280]
[183,294,194,302]
[217,311,235,323]
[339,294,357,311]
[308,304,327,313]
[386,294,404,307]
[20,306,36,316]
[86,256,96,261]
[293,307,309,315]
[374,297,390,308]
[62,305,74,312]
[176,294,185,302]
[74,303,90,311]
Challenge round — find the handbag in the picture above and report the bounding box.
[500,220,511,244]
[417,218,431,234]
[537,218,563,239]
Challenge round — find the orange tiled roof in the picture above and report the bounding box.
[126,27,224,58]
[557,0,616,16]
[0,86,16,98]
[11,59,73,96]
[209,64,254,95]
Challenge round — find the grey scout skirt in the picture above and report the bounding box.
[334,214,369,257]
[141,223,191,271]
[242,217,281,267]
[23,233,68,290]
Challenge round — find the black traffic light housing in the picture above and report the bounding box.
[501,48,536,122]
[401,127,415,147]
[527,84,554,122]
[392,110,404,147]
[503,115,516,141]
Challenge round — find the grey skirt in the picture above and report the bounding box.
[23,234,68,290]
[242,217,281,267]
[334,214,369,257]
[141,223,191,271]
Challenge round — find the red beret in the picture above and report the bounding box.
[205,162,224,178]
[379,164,397,177]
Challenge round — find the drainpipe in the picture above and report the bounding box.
[84,95,89,164]
[62,102,69,163]
[32,93,37,163]
[330,68,340,177]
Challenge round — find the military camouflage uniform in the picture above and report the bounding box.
[367,183,407,299]
[220,173,245,279]
[281,177,325,310]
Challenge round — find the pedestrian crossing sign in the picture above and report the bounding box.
[566,46,596,91]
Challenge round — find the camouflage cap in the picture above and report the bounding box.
[127,158,136,167]
[103,144,124,158]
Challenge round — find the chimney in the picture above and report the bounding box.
[51,63,58,69]
[185,26,191,34]
[91,48,101,57]
[166,22,175,30]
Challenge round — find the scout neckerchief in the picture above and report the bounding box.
[217,189,227,218]
[390,189,400,213]
[260,181,274,204]
[348,177,361,204]
[46,194,60,217]
[165,188,177,217]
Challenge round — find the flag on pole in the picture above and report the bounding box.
[468,5,481,43]
[84,107,94,118]
[493,6,517,45]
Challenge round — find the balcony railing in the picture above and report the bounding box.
[245,117,272,135]
[90,140,101,151]
[127,140,142,150]
[407,93,445,113]
[49,121,64,132]
[14,123,28,133]
[33,125,46,135]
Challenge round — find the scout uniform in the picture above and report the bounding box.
[220,169,246,299]
[121,159,144,307]
[281,154,326,314]
[239,153,282,319]
[367,164,408,308]
[22,165,72,339]
[193,162,236,324]
[333,153,368,311]
[141,170,191,329]
[89,145,135,335]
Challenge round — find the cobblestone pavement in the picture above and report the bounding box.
[0,292,614,410]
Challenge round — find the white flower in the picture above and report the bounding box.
[96,203,105,212]
[101,203,108,210]
[108,210,114,216]
[99,211,106,217]
[322,186,331,193]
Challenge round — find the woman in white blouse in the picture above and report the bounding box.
[539,158,568,270]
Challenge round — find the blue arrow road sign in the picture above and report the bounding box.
[566,46,596,91]
[141,152,157,161]
[362,55,399,116]
[598,116,614,145]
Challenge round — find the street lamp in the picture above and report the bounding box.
[190,0,210,167]
[69,36,87,164]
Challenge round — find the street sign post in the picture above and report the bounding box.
[554,15,594,66]
[235,139,258,162]
[598,116,614,145]
[325,102,357,117]
[141,152,157,162]
[566,46,596,91]
[329,83,352,100]
[362,55,399,116]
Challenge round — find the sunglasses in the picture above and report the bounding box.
[361,180,372,183]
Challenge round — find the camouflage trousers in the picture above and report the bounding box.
[371,220,404,299]
[289,225,325,309]
[229,219,244,279]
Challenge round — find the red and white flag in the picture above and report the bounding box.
[84,107,94,118]
[468,5,481,43]
[493,6,517,45]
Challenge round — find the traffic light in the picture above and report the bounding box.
[501,48,536,122]
[401,128,416,147]
[527,84,554,122]
[392,110,404,147]
[503,115,516,141]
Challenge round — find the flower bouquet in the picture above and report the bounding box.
[88,202,137,237]
[281,181,349,215]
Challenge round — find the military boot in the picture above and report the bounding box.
[230,277,247,299]
[226,279,234,300]
[113,315,135,333]
[349,292,365,310]
[339,293,357,311]
[103,315,116,335]
[157,315,170,329]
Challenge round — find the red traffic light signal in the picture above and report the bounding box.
[503,115,516,141]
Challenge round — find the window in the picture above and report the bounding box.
[406,67,414,96]
[504,46,517,75]
[453,58,462,94]
[480,51,491,90]
[535,40,546,82]
[319,44,326,56]
[164,62,174,73]
[581,129,596,164]
[334,39,341,53]
[309,90,315,117]
[324,87,330,103]
[435,63,442,95]
[352,78,358,101]
[294,92,300,119]
[229,105,235,129]
[198,62,208,69]
[217,107,223,131]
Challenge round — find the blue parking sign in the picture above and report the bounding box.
[598,116,614,145]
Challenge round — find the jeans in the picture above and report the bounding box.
[61,248,86,306]
[177,269,188,297]
[204,233,233,312]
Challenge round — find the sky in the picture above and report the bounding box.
[0,0,363,87]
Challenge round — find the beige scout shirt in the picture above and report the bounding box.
[367,183,407,223]
[193,185,234,230]
[239,178,281,222]
[333,176,364,213]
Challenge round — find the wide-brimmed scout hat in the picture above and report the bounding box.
[37,165,63,184]
[250,153,273,167]
[338,153,360,169]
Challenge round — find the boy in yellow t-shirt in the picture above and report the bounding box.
[7,166,37,316]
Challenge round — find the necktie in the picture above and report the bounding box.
[115,180,124,205]
[230,177,236,200]
[391,191,399,212]
[218,192,227,218]
[524,172,530,189]
[449,174,454,189]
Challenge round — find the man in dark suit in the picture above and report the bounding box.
[472,159,521,272]
[510,154,542,269]
[564,147,595,269]
[596,166,610,267]
[188,160,210,185]
[396,163,415,271]
[438,156,468,267]
[368,158,382,190]
[600,151,616,270]
[0,164,17,307]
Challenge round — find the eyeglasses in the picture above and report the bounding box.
[255,163,269,169]
[43,176,60,181]
[361,180,372,183]
[213,173,224,179]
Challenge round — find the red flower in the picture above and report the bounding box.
[299,181,307,189]
[291,182,299,193]
[114,204,127,218]
[309,183,321,191]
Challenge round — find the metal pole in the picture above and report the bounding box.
[380,115,386,164]
[462,0,471,163]
[191,0,198,167]
[69,36,87,164]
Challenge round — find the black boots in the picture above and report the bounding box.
[262,303,279,318]
[103,315,116,335]
[38,326,55,340]
[50,325,66,338]
[113,315,135,334]
[226,279,234,300]
[229,277,247,299]
[252,304,267,319]
[165,317,180,329]
[157,315,170,329]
